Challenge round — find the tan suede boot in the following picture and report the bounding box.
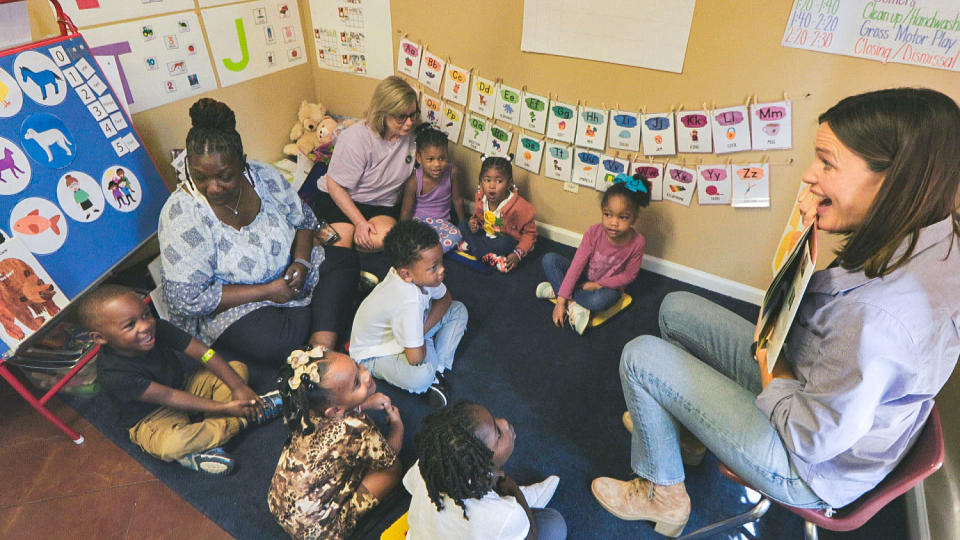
[621,411,707,466]
[591,476,691,536]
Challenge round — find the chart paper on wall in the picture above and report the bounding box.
[309,0,393,79]
[54,0,195,28]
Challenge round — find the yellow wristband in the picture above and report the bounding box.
[201,348,215,363]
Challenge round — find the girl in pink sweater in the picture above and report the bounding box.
[537,174,651,334]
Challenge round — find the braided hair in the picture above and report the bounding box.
[275,347,333,443]
[185,98,244,162]
[414,401,495,519]
[415,125,449,153]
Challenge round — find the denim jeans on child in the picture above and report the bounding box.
[620,291,829,509]
[459,218,518,256]
[532,507,567,539]
[359,301,468,393]
[541,252,621,312]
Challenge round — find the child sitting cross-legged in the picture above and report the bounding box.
[74,284,281,476]
[268,346,403,539]
[404,401,567,539]
[349,219,468,407]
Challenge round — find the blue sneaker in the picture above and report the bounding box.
[257,390,283,425]
[176,447,235,476]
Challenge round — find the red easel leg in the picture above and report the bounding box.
[0,364,84,444]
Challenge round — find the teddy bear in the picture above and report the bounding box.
[283,100,329,159]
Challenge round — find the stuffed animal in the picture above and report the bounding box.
[283,100,328,158]
[310,116,341,165]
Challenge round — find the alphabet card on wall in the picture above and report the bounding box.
[442,63,470,106]
[663,163,697,206]
[631,161,664,201]
[515,134,545,175]
[595,154,629,192]
[641,112,676,156]
[732,162,770,207]
[696,164,732,205]
[418,49,445,93]
[574,105,607,151]
[420,93,443,128]
[519,90,548,134]
[494,83,522,125]
[572,148,601,187]
[750,100,792,150]
[546,99,577,143]
[468,74,496,118]
[484,124,513,158]
[438,104,464,144]
[203,0,307,88]
[544,141,572,182]
[462,114,490,153]
[608,110,641,152]
[676,110,713,153]
[712,105,751,154]
[396,37,421,79]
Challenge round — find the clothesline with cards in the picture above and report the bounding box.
[395,33,802,209]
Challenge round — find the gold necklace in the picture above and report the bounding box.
[225,185,243,215]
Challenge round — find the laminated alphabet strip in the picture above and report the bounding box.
[515,133,545,174]
[575,105,607,151]
[641,112,677,156]
[596,154,629,192]
[750,100,793,150]
[418,48,445,93]
[696,163,732,205]
[631,161,664,201]
[494,82,522,125]
[676,109,713,153]
[608,110,641,152]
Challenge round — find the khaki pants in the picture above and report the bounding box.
[128,361,249,461]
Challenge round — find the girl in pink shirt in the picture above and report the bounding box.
[537,174,651,334]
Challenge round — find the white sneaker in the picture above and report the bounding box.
[567,302,590,335]
[535,281,556,299]
[520,475,559,508]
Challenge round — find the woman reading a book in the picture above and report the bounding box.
[591,88,960,537]
[158,98,360,365]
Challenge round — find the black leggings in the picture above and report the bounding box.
[214,246,360,365]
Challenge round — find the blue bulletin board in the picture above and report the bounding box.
[0,34,168,356]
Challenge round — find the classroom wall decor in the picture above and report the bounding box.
[595,154,628,192]
[519,90,548,134]
[640,111,677,156]
[462,113,489,152]
[438,103,464,143]
[494,82,522,125]
[607,110,641,152]
[676,109,714,153]
[484,124,513,158]
[54,0,195,28]
[515,134,544,175]
[545,99,576,143]
[712,104,751,154]
[418,48,445,93]
[309,0,394,79]
[732,162,771,208]
[697,163,732,205]
[544,141,572,182]
[571,147,600,188]
[663,163,697,206]
[750,100,793,150]
[395,37,420,79]
[468,73,496,118]
[631,161,664,202]
[441,62,469,106]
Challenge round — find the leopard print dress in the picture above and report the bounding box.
[267,411,397,539]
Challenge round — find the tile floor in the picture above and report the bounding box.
[0,372,231,540]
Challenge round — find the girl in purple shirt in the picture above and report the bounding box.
[400,127,466,253]
[537,174,651,334]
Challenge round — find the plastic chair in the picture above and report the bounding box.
[681,405,944,540]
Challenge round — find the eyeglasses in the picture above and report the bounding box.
[390,109,420,122]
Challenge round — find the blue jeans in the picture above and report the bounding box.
[533,507,567,539]
[359,301,468,393]
[620,291,828,509]
[541,252,621,312]
[459,218,518,257]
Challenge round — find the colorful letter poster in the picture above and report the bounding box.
[631,161,664,201]
[516,134,545,174]
[574,105,607,151]
[418,49,445,93]
[663,163,696,206]
[396,37,421,79]
[608,110,641,152]
[81,12,217,114]
[544,141,572,182]
[55,0,195,27]
[750,100,792,150]
[732,162,770,207]
[676,110,713,153]
[572,148,601,187]
[545,99,577,143]
[420,93,443,128]
[442,63,470,106]
[697,164,732,205]
[203,0,307,88]
[468,74,496,118]
[641,112,676,156]
[519,90,549,134]
[494,83,522,125]
[462,114,490,153]
[309,0,393,79]
[712,105,751,154]
[439,104,464,144]
[595,155,629,192]
[484,124,513,158]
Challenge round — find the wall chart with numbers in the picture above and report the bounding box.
[0,34,168,356]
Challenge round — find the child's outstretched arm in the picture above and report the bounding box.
[423,289,452,334]
[184,338,264,417]
[399,173,418,221]
[137,381,259,420]
[450,165,467,223]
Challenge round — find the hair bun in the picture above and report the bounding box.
[189,98,236,131]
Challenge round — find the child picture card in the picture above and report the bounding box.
[750,100,792,150]
[396,38,421,79]
[484,124,513,158]
[519,90,549,134]
[545,99,577,143]
[544,141,573,182]
[676,110,713,153]
[641,112,677,156]
[712,105,751,154]
[462,114,490,153]
[572,148,601,187]
[697,164,732,205]
[732,162,771,207]
[468,74,496,118]
[420,93,443,128]
[418,49,445,93]
[608,110,641,152]
[516,134,545,175]
[442,63,470,106]
[631,161,664,201]
[663,163,697,206]
[595,154,629,192]
[494,83,522,125]
[439,104,464,144]
[574,105,607,151]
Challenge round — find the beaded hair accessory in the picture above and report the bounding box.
[613,172,648,193]
[286,345,327,390]
[479,153,514,163]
